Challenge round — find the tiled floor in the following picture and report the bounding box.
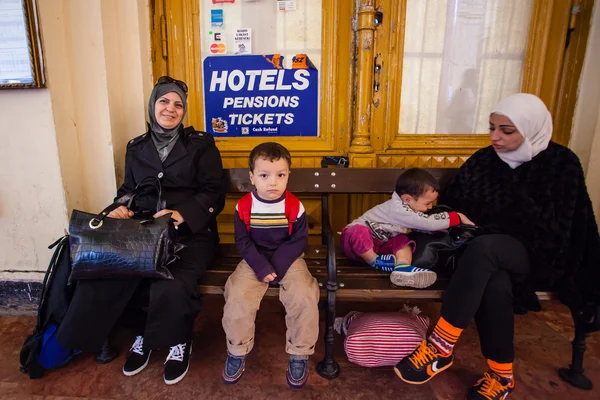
[1,297,599,399]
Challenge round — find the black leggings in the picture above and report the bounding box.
[441,234,530,363]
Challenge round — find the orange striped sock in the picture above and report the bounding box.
[488,360,514,381]
[428,317,463,355]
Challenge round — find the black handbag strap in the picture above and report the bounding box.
[123,176,165,211]
[90,177,165,227]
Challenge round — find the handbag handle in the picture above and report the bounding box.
[88,177,165,229]
[123,176,165,211]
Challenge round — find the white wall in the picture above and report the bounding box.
[586,112,600,217]
[0,0,152,282]
[0,90,68,281]
[570,0,600,216]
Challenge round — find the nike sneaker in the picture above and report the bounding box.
[466,372,514,399]
[394,340,454,384]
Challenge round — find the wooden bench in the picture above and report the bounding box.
[199,164,600,389]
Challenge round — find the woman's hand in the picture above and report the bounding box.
[154,209,185,226]
[457,212,476,226]
[263,272,277,283]
[108,206,134,219]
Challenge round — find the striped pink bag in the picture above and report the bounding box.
[336,306,430,367]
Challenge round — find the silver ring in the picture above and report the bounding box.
[89,218,104,229]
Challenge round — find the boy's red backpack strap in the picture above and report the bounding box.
[238,193,253,232]
[284,190,301,236]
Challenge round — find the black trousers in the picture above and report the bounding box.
[57,234,216,352]
[440,234,530,363]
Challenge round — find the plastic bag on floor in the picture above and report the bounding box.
[334,305,429,367]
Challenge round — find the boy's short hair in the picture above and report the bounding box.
[249,142,292,171]
[394,168,440,198]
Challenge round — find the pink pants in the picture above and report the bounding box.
[341,224,415,262]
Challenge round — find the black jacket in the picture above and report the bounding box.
[117,126,226,237]
[440,142,600,308]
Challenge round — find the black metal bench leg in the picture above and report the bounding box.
[558,309,593,390]
[317,281,340,379]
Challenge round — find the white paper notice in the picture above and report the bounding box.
[234,28,252,54]
[277,0,297,11]
[0,0,33,83]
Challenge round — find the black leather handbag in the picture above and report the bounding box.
[407,206,480,273]
[68,177,181,281]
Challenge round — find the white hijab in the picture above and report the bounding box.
[491,93,553,169]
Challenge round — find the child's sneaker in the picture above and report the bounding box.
[371,254,396,272]
[466,372,514,399]
[390,265,437,288]
[394,340,454,384]
[222,353,245,384]
[287,356,309,388]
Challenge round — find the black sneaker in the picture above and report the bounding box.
[394,340,454,384]
[466,372,514,399]
[222,353,246,384]
[164,342,192,385]
[287,356,309,389]
[123,336,152,376]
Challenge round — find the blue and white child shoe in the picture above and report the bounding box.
[390,265,437,288]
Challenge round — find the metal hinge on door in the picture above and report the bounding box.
[565,2,581,49]
[160,15,168,58]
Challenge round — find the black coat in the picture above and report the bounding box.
[440,142,600,309]
[118,125,226,237]
[57,126,226,351]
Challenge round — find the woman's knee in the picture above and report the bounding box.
[461,234,530,274]
[466,234,524,256]
[481,271,513,303]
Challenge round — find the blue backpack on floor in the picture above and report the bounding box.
[19,236,81,378]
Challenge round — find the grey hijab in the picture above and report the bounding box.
[148,82,188,162]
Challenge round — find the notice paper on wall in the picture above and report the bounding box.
[234,28,252,54]
[277,0,296,11]
[203,54,318,137]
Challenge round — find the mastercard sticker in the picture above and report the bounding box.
[209,43,227,55]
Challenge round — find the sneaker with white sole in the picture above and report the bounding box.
[123,336,152,376]
[467,372,514,399]
[390,265,437,288]
[164,342,191,385]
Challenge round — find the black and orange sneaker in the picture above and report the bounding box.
[393,340,454,384]
[467,372,514,399]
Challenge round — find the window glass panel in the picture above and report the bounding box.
[399,0,533,134]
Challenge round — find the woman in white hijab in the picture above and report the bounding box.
[490,93,553,168]
[395,93,600,399]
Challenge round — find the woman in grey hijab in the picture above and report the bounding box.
[148,77,188,162]
[58,76,226,386]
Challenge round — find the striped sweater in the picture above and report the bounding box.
[234,191,308,282]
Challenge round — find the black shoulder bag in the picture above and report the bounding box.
[407,206,480,273]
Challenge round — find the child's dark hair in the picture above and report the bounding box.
[394,168,440,198]
[249,142,292,171]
